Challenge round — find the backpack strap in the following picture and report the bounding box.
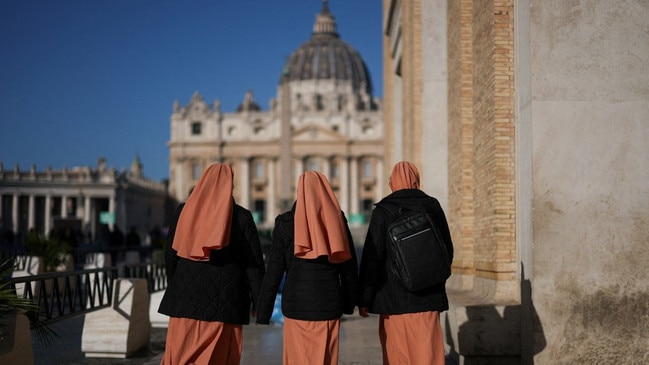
[376,203,399,223]
[378,201,426,219]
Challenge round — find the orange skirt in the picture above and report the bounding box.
[282,317,341,365]
[161,317,243,365]
[379,311,445,365]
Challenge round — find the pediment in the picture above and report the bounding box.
[292,125,347,143]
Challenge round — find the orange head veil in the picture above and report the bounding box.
[389,161,420,192]
[172,163,234,261]
[293,171,351,264]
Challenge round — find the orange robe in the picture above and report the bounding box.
[161,317,243,365]
[379,311,445,365]
[282,317,341,365]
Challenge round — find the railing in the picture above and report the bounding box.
[7,262,167,325]
[9,267,119,325]
[123,262,167,293]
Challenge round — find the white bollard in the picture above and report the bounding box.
[11,256,42,297]
[149,289,169,328]
[81,278,151,358]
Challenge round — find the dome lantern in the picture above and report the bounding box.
[280,1,373,97]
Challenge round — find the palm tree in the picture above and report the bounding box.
[0,258,57,347]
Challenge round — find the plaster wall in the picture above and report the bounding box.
[530,0,649,362]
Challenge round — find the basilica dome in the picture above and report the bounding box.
[281,2,373,95]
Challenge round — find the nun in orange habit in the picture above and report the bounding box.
[256,171,359,365]
[158,163,265,365]
[358,161,454,365]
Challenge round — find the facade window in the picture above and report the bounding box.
[362,160,373,178]
[191,121,202,135]
[254,161,265,179]
[308,160,319,172]
[66,197,77,217]
[330,162,339,179]
[50,197,62,217]
[192,163,202,180]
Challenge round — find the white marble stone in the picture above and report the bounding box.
[11,255,42,296]
[81,278,151,358]
[149,289,169,329]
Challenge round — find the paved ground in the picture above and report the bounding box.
[32,312,388,365]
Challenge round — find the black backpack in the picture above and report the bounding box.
[380,203,452,291]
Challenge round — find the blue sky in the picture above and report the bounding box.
[0,0,383,182]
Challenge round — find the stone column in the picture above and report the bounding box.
[84,196,91,230]
[375,157,385,202]
[339,157,349,214]
[28,194,35,230]
[239,158,250,210]
[60,195,68,217]
[294,158,304,183]
[108,194,115,231]
[267,158,276,224]
[174,159,185,200]
[45,194,51,235]
[11,194,18,234]
[350,158,359,215]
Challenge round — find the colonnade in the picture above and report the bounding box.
[0,190,115,243]
[188,155,386,228]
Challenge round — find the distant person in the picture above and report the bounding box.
[110,225,124,248]
[256,171,359,365]
[358,161,454,365]
[60,223,78,249]
[149,226,163,250]
[109,225,125,265]
[158,163,265,365]
[126,226,141,248]
[4,229,16,246]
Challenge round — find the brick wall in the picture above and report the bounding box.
[471,0,516,280]
[385,0,516,281]
[447,0,516,280]
[447,0,476,275]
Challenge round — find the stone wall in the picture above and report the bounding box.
[388,0,649,363]
[529,0,649,362]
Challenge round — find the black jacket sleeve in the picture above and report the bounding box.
[358,207,389,308]
[255,215,289,324]
[164,203,184,280]
[339,213,360,314]
[239,208,266,311]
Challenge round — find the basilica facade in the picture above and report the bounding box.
[168,3,384,228]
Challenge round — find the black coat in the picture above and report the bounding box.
[158,202,265,325]
[359,189,454,314]
[256,206,359,324]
